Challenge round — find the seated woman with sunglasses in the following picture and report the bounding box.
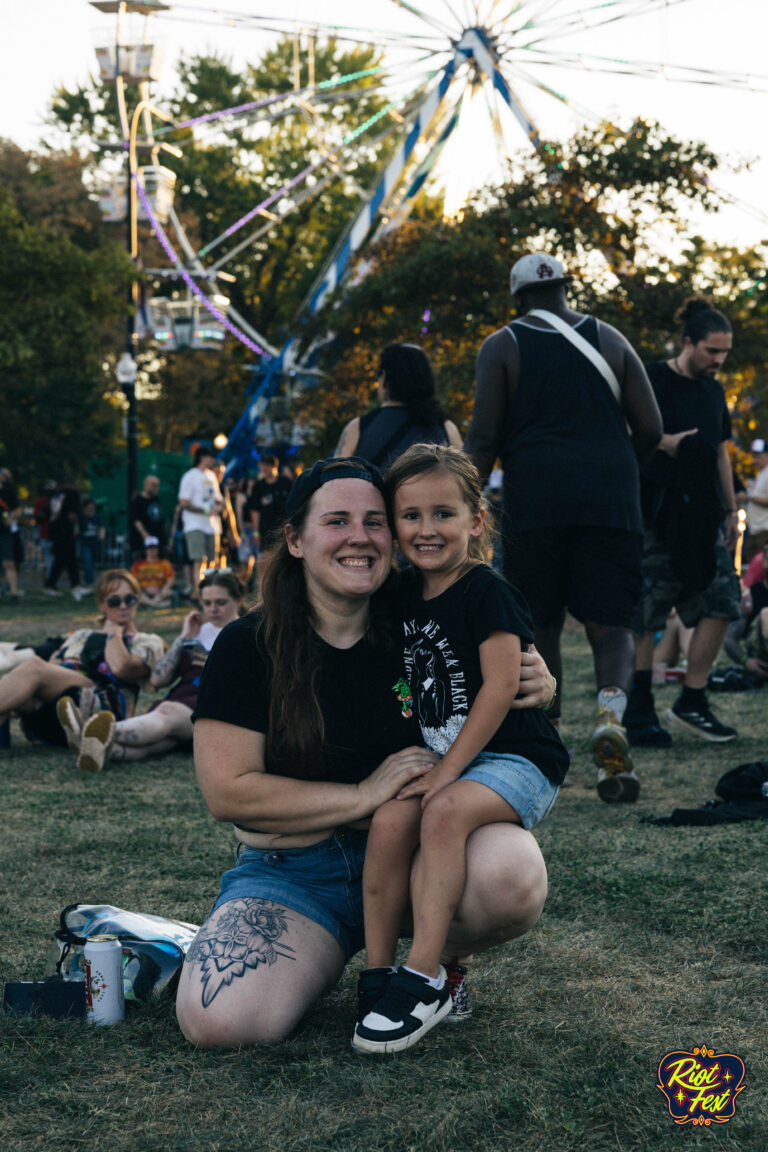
[0,569,164,769]
[83,570,245,768]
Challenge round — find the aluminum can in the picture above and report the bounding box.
[84,935,125,1025]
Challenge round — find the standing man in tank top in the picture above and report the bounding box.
[464,253,662,803]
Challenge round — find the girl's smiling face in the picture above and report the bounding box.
[393,469,485,593]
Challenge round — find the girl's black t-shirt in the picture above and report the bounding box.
[399,565,569,785]
[193,611,421,784]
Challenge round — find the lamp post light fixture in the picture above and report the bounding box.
[116,352,139,541]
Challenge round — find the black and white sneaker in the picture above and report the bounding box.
[352,965,451,1054]
[355,967,391,1024]
[665,700,737,743]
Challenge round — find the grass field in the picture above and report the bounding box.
[0,589,765,1152]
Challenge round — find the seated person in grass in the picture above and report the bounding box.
[723,543,768,682]
[0,570,163,768]
[353,446,567,1054]
[74,570,245,767]
[131,537,176,608]
[175,457,556,1049]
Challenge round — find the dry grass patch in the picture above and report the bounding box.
[0,598,765,1151]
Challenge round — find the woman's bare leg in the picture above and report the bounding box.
[176,898,347,1048]
[0,656,89,724]
[113,701,193,746]
[439,822,548,957]
[110,738,179,763]
[363,797,421,969]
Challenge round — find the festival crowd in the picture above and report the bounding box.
[2,254,766,1053]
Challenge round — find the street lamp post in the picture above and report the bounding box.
[116,351,139,549]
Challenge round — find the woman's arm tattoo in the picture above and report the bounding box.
[151,635,185,686]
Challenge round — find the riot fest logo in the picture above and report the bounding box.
[657,1044,745,1126]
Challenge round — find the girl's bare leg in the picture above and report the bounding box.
[405,781,520,978]
[362,797,421,969]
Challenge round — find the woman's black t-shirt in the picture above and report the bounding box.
[399,565,569,785]
[193,611,421,784]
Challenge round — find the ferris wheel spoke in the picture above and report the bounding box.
[198,77,432,260]
[387,0,458,38]
[209,111,420,273]
[526,47,768,91]
[508,61,601,123]
[435,0,470,31]
[163,8,448,51]
[520,0,693,45]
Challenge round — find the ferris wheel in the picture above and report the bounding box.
[90,0,768,468]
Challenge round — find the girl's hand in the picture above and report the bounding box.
[357,747,438,814]
[182,611,203,638]
[397,761,459,808]
[508,644,555,710]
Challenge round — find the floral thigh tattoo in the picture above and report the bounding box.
[185,899,296,1008]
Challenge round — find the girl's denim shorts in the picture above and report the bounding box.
[460,752,559,830]
[213,828,369,960]
[211,757,557,959]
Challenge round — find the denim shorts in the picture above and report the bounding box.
[460,752,559,830]
[213,828,369,960]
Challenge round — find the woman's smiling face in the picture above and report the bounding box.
[286,479,393,606]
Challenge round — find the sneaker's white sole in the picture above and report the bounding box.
[351,995,453,1054]
[77,714,115,772]
[56,697,82,754]
[664,709,737,743]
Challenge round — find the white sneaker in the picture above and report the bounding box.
[56,697,83,754]
[77,712,115,772]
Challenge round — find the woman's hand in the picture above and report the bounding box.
[508,644,556,710]
[357,747,438,814]
[182,610,203,639]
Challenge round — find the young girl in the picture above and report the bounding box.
[353,444,568,1054]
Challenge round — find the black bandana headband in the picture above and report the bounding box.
[285,457,386,516]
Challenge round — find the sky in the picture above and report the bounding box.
[3,0,768,248]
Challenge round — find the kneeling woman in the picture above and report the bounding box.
[176,458,554,1048]
[109,569,245,764]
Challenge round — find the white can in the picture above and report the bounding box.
[84,935,125,1025]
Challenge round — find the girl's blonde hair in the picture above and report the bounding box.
[385,443,494,563]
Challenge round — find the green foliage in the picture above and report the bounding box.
[0,143,133,488]
[45,38,400,455]
[296,118,768,459]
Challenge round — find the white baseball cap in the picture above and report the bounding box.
[509,253,572,296]
[750,438,767,454]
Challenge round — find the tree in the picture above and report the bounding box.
[0,142,132,490]
[46,37,400,453]
[295,118,768,460]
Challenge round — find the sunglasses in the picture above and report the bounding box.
[202,567,233,577]
[105,593,138,608]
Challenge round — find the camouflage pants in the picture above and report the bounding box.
[635,526,741,635]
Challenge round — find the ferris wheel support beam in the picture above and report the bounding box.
[301,58,459,317]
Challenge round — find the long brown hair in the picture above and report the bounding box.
[258,460,398,778]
